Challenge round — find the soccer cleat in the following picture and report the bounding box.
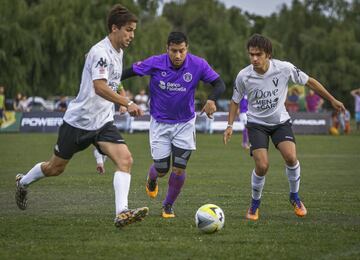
[15,174,28,210]
[162,204,175,218]
[114,207,149,228]
[246,198,261,221]
[290,197,307,217]
[145,176,158,198]
[246,208,259,221]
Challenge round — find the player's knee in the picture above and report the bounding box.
[172,146,192,171]
[154,157,170,177]
[121,152,133,169]
[256,162,269,175]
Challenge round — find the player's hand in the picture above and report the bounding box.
[127,103,144,117]
[223,126,233,145]
[96,163,105,175]
[119,105,127,114]
[331,99,346,113]
[200,100,217,119]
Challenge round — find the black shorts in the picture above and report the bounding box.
[247,120,295,155]
[54,121,126,160]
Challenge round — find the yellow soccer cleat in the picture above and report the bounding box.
[145,176,158,199]
[292,200,307,217]
[162,204,175,218]
[246,208,259,221]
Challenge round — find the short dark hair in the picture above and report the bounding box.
[247,34,272,56]
[107,4,138,33]
[167,32,188,46]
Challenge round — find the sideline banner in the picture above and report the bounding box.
[1,111,331,135]
[20,112,64,133]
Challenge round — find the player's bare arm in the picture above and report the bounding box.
[306,77,345,113]
[93,79,143,116]
[223,100,239,145]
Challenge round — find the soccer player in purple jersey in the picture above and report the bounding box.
[121,32,225,218]
[224,34,345,221]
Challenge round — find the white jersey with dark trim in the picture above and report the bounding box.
[232,59,309,126]
[63,37,123,130]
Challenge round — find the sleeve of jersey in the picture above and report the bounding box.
[232,75,245,104]
[201,59,220,83]
[288,62,309,85]
[91,50,109,81]
[132,57,154,76]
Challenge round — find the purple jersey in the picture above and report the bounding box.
[239,95,248,113]
[133,53,219,123]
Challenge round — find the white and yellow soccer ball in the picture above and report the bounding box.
[195,204,225,233]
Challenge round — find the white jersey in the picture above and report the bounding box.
[232,59,309,126]
[63,37,123,130]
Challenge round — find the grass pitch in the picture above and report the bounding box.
[0,132,359,259]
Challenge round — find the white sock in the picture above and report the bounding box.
[286,161,300,193]
[94,149,106,164]
[20,162,45,187]
[251,169,265,200]
[113,171,131,215]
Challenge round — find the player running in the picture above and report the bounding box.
[121,31,226,218]
[15,4,148,228]
[224,34,345,221]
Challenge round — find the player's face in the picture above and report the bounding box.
[112,22,137,50]
[248,47,270,73]
[167,42,188,68]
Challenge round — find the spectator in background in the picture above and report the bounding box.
[13,92,22,111]
[18,95,30,112]
[0,86,6,127]
[286,88,300,112]
[134,89,149,112]
[55,96,68,112]
[306,89,323,112]
[350,88,360,130]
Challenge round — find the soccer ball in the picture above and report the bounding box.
[195,204,225,233]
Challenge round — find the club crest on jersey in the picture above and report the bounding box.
[161,71,167,77]
[272,77,279,87]
[183,72,192,82]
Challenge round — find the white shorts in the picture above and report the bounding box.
[149,116,196,160]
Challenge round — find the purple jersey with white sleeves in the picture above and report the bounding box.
[133,53,219,123]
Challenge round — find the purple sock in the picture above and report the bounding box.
[242,128,248,145]
[163,171,186,206]
[148,164,158,180]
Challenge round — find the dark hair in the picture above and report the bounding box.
[107,4,138,33]
[247,34,272,56]
[167,32,188,46]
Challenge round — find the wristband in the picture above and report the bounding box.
[227,124,233,128]
[127,100,134,107]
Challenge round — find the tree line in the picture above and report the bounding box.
[1,0,359,110]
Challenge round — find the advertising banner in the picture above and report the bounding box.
[20,112,64,133]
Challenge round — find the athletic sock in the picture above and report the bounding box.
[286,161,300,193]
[148,164,158,181]
[251,169,265,200]
[113,171,131,215]
[94,149,106,164]
[20,162,45,187]
[163,171,186,206]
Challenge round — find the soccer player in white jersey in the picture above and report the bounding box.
[224,34,345,221]
[15,4,149,228]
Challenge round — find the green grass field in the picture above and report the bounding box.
[1,132,360,259]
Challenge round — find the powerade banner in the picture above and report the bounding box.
[20,112,64,133]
